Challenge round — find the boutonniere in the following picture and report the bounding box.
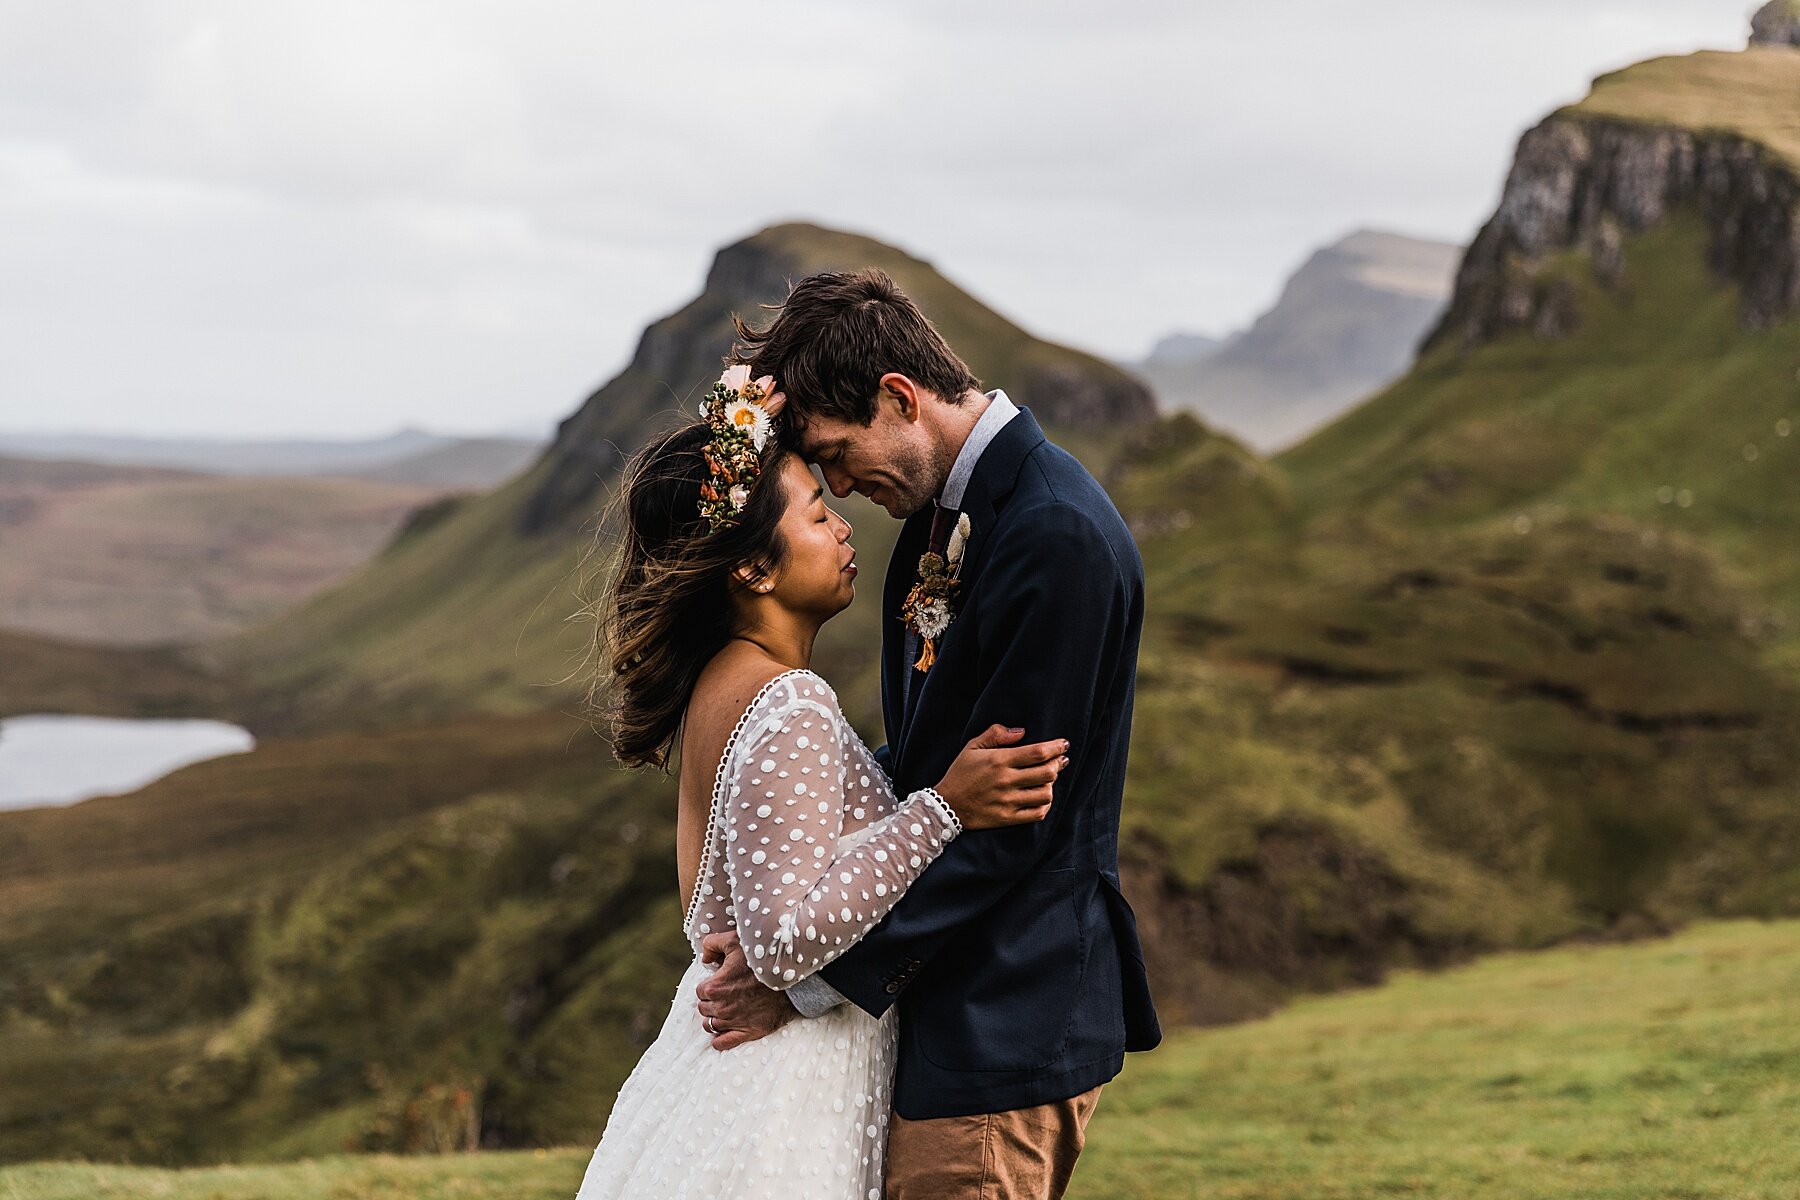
[901,513,972,672]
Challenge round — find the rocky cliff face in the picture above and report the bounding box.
[520,223,1156,536]
[1752,0,1800,47]
[1425,113,1800,352]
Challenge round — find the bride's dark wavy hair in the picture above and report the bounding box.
[581,420,792,770]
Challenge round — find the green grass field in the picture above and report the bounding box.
[6,916,1793,1200]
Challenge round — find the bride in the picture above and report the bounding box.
[574,370,1067,1199]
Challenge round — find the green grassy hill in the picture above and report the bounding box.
[6,916,1795,1199]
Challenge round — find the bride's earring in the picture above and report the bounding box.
[734,562,775,594]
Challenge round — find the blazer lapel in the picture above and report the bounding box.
[882,507,932,757]
[893,408,1048,780]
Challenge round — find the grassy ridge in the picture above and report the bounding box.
[1569,47,1800,169]
[5,916,1795,1199]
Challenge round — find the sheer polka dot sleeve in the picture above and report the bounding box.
[719,672,959,989]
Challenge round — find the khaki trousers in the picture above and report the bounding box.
[883,1085,1104,1200]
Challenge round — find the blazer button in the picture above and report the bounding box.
[885,980,902,994]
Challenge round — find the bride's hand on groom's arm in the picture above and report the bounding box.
[936,725,1069,831]
[696,929,799,1050]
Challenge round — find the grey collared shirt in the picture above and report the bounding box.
[940,388,1019,509]
[787,389,1019,1020]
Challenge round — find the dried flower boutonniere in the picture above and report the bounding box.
[901,512,972,671]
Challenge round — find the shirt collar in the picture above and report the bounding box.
[938,388,1019,511]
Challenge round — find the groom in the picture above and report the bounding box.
[696,268,1160,1199]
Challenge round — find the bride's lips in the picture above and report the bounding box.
[842,550,857,576]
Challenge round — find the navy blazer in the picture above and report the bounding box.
[818,407,1162,1119]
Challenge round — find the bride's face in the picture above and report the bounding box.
[758,453,858,617]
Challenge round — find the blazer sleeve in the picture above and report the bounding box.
[817,500,1133,1017]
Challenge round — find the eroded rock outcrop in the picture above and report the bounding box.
[1425,115,1800,352]
[1751,0,1800,47]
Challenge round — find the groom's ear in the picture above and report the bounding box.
[878,372,925,424]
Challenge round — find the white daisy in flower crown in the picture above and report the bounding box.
[696,364,786,532]
[723,397,773,451]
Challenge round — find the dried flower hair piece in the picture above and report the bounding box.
[696,365,785,531]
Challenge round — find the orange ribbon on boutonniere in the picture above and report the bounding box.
[901,512,972,671]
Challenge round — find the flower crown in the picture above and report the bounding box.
[696,364,786,532]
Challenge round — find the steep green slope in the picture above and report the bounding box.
[1282,217,1800,672]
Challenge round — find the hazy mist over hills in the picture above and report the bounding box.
[0,428,546,483]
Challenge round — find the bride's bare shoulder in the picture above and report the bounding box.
[686,648,823,746]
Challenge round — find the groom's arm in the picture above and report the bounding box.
[816,502,1131,1018]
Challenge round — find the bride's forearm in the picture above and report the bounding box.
[732,787,958,988]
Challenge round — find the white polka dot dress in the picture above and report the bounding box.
[575,669,961,1200]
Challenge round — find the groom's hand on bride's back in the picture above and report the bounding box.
[696,929,799,1050]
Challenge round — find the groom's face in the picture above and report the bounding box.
[793,395,941,520]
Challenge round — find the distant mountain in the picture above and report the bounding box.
[1142,331,1224,365]
[1132,230,1460,452]
[525,221,1157,534]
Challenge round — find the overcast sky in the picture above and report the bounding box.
[0,1,1754,439]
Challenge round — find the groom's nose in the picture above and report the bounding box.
[821,465,855,499]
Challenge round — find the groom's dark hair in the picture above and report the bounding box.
[730,267,981,431]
